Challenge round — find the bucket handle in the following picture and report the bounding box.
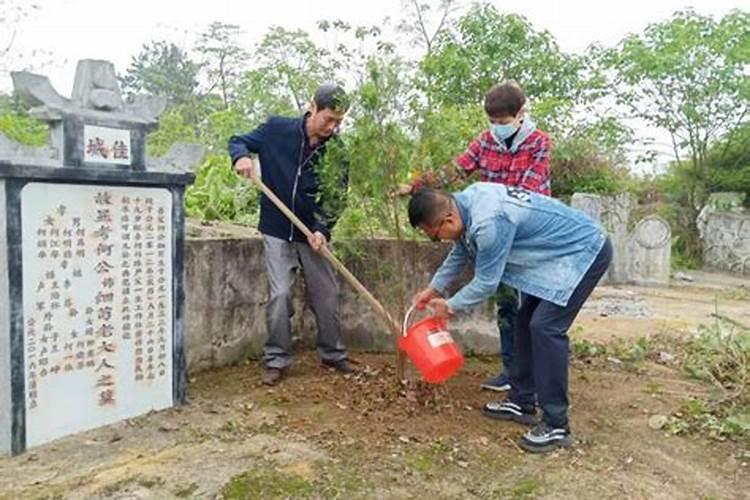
[403,303,448,336]
[402,304,417,337]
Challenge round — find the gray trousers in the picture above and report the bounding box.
[262,235,347,368]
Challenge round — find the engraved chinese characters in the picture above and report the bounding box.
[83,125,131,165]
[21,183,172,447]
[119,193,170,383]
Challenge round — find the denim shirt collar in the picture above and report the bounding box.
[453,192,475,257]
[454,192,470,228]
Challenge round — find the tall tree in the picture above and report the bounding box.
[195,22,248,109]
[233,69,299,125]
[602,9,750,255]
[421,3,583,108]
[397,0,458,55]
[119,40,201,107]
[251,26,333,111]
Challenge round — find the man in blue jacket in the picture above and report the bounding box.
[409,183,612,453]
[228,84,353,385]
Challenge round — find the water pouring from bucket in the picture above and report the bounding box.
[399,304,464,383]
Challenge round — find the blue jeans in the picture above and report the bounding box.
[509,238,613,427]
[496,284,518,372]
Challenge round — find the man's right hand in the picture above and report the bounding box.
[392,183,414,197]
[234,156,260,184]
[413,287,441,310]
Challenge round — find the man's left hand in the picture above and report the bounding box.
[427,298,454,319]
[308,231,327,252]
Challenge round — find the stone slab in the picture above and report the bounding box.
[20,183,174,447]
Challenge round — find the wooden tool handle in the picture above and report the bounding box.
[255,179,402,339]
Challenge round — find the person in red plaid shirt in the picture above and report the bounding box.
[399,81,552,393]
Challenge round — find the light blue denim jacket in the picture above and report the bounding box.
[430,183,607,311]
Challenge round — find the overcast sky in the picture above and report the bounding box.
[1,0,744,170]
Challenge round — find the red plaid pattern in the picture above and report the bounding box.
[413,129,552,196]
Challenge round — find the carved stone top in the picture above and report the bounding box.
[2,59,203,174]
[631,215,671,250]
[11,59,166,127]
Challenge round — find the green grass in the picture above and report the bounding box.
[573,319,750,442]
[506,477,544,499]
[221,462,371,500]
[221,468,314,499]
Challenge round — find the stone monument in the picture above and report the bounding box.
[628,215,672,286]
[698,193,750,276]
[571,193,671,286]
[570,193,635,283]
[0,59,204,455]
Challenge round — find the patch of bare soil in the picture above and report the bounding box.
[0,352,746,499]
[241,353,748,498]
[575,280,750,343]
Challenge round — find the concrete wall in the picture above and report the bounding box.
[701,210,750,276]
[184,234,499,374]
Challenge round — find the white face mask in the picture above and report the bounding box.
[490,122,519,141]
[489,113,523,143]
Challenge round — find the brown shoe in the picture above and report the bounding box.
[262,367,286,386]
[321,358,356,374]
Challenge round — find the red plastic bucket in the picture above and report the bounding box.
[399,306,464,383]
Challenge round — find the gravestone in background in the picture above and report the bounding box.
[698,193,750,276]
[571,193,671,286]
[0,59,203,455]
[628,215,672,286]
[571,193,635,284]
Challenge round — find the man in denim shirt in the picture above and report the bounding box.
[398,81,552,393]
[409,183,612,453]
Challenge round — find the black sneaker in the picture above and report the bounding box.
[520,422,572,453]
[480,372,511,392]
[321,358,356,374]
[481,400,538,425]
